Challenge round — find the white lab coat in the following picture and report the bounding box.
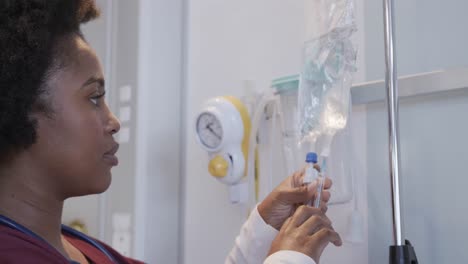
[225,206,316,264]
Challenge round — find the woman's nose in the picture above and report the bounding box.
[106,110,121,135]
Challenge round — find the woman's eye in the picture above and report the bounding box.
[90,93,105,106]
[90,97,99,105]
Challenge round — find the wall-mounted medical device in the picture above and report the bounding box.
[195,96,251,203]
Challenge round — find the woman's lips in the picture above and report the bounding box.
[103,144,119,166]
[103,154,119,166]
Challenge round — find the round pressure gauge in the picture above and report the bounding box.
[195,96,251,188]
[196,112,224,150]
[195,96,253,203]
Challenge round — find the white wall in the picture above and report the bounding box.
[364,0,468,81]
[135,0,183,262]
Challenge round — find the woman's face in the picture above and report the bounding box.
[29,35,120,199]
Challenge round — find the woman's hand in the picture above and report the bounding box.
[258,168,332,230]
[268,206,342,263]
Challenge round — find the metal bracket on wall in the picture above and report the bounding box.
[351,68,468,105]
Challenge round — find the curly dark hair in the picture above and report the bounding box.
[0,0,100,160]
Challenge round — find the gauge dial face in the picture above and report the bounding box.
[196,112,223,149]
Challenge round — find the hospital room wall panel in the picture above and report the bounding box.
[365,0,468,81]
[135,0,184,262]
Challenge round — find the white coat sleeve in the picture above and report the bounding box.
[225,206,316,264]
[264,251,316,264]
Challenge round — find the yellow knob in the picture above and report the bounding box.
[208,155,229,178]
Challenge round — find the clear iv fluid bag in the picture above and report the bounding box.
[298,0,357,154]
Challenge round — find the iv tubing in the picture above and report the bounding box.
[268,99,279,193]
[246,91,276,209]
[313,158,327,208]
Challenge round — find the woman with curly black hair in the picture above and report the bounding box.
[0,0,342,263]
[0,0,143,263]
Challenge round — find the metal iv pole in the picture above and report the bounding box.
[383,0,418,263]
